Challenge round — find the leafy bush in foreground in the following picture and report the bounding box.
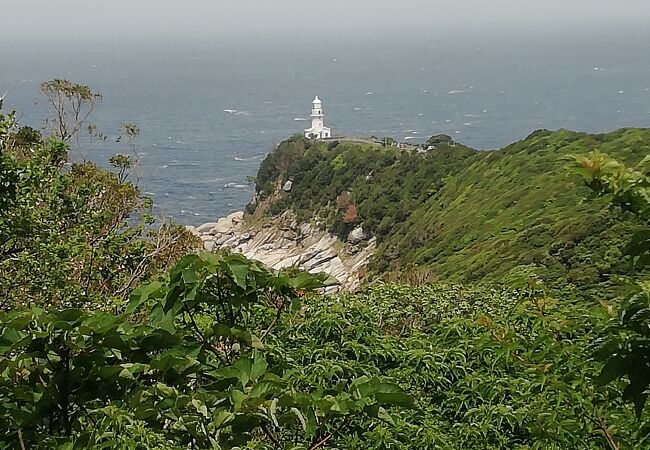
[569,152,650,419]
[0,253,412,449]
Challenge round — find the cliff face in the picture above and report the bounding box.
[241,130,650,286]
[188,211,375,292]
[193,127,649,290]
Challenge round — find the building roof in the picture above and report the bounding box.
[313,96,321,104]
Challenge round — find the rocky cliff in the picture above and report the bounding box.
[187,211,375,292]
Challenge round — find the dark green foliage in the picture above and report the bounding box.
[270,282,646,449]
[251,129,650,288]
[0,253,412,449]
[426,134,454,147]
[0,111,199,311]
[6,86,650,449]
[252,135,475,240]
[569,151,650,417]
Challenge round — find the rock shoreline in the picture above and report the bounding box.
[187,212,376,292]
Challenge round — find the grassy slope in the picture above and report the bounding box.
[382,128,650,284]
[250,128,650,286]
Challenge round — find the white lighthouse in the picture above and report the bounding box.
[304,96,332,139]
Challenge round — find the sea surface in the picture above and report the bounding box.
[2,32,650,224]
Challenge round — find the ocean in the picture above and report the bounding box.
[2,31,650,224]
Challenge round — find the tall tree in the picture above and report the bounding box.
[40,79,102,141]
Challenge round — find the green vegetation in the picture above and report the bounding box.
[0,253,412,448]
[568,151,650,418]
[3,82,650,448]
[0,109,197,311]
[252,130,649,287]
[272,282,648,448]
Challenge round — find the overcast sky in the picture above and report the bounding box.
[4,0,650,41]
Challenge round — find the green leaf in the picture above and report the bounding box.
[250,354,268,382]
[365,405,395,426]
[192,398,209,418]
[269,398,279,427]
[289,407,307,431]
[155,382,176,397]
[226,258,250,288]
[126,281,162,314]
[182,267,199,284]
[374,383,415,408]
[596,356,625,386]
[289,272,338,291]
[214,410,235,429]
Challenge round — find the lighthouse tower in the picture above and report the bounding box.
[304,96,332,139]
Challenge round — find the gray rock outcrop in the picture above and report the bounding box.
[190,211,375,292]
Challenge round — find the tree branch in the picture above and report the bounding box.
[593,412,620,450]
[17,428,26,450]
[309,418,349,450]
[260,297,286,342]
[261,423,282,449]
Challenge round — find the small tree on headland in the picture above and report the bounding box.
[343,203,358,223]
[41,79,102,141]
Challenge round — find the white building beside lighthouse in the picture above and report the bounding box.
[304,96,331,139]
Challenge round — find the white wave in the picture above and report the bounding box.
[224,182,248,189]
[224,109,253,116]
[294,117,308,121]
[167,162,199,167]
[448,90,468,95]
[463,122,473,126]
[365,92,373,95]
[234,154,265,161]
